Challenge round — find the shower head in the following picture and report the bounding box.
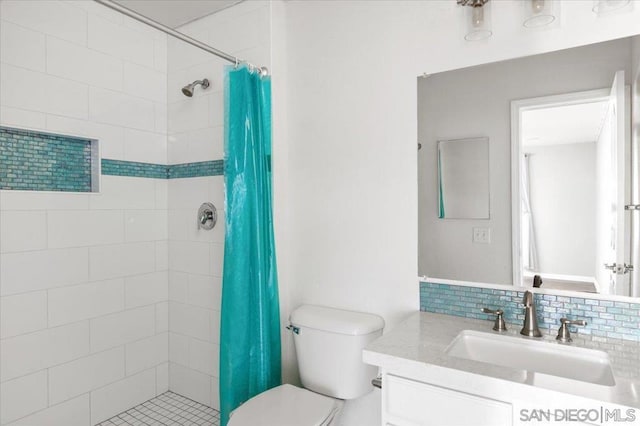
[181,79,210,97]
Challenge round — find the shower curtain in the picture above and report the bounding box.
[219,66,281,426]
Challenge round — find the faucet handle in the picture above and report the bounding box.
[481,308,507,332]
[556,318,587,343]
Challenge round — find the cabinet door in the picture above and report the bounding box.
[384,374,512,426]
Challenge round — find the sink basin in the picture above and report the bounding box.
[445,330,615,386]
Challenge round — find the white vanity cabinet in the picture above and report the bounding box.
[382,374,512,426]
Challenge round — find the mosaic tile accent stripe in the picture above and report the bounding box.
[101,159,168,179]
[420,282,640,342]
[101,159,224,179]
[0,127,93,192]
[168,160,224,179]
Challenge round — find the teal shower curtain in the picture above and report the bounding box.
[219,65,281,426]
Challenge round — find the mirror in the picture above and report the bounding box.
[437,138,490,219]
[418,36,639,297]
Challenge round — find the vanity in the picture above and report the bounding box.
[363,312,640,426]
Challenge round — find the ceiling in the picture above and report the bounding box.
[522,101,609,147]
[114,0,243,28]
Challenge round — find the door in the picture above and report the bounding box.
[595,70,628,295]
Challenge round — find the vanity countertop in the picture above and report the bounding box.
[363,312,640,408]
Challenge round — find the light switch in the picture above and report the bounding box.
[473,227,491,244]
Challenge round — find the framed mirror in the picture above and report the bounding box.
[418,36,639,297]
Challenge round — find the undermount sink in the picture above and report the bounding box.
[445,330,616,386]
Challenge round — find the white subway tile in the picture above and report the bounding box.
[124,271,168,308]
[209,309,221,344]
[153,38,168,73]
[156,301,169,333]
[48,347,124,405]
[169,332,189,367]
[0,20,45,72]
[210,242,225,277]
[47,210,124,248]
[189,338,218,377]
[1,321,90,381]
[167,126,223,164]
[0,292,47,339]
[155,180,168,209]
[46,37,123,91]
[0,0,87,45]
[90,176,156,210]
[89,87,155,131]
[208,92,224,127]
[123,128,167,164]
[88,14,154,68]
[169,301,210,341]
[0,370,48,424]
[169,241,211,275]
[156,241,169,271]
[66,0,123,25]
[89,242,155,281]
[45,115,125,160]
[90,305,155,352]
[167,96,209,134]
[48,279,124,327]
[0,248,89,296]
[188,274,222,311]
[0,211,47,253]
[7,394,90,426]
[124,210,167,243]
[156,362,169,393]
[0,106,47,130]
[211,375,220,410]
[125,332,168,375]
[169,363,211,407]
[1,64,89,119]
[123,62,167,103]
[169,271,188,303]
[154,102,167,134]
[167,34,210,72]
[0,190,89,211]
[90,368,156,425]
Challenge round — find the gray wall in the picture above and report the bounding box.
[418,37,634,285]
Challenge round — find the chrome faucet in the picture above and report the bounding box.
[520,291,542,337]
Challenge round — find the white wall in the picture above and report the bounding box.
[0,1,168,424]
[527,143,596,277]
[278,0,640,344]
[166,1,271,410]
[629,34,640,296]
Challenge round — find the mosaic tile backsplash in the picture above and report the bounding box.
[420,282,640,342]
[0,127,94,192]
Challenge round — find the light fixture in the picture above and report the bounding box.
[458,0,492,41]
[523,0,558,28]
[592,0,631,14]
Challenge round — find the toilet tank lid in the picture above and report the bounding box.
[290,305,385,336]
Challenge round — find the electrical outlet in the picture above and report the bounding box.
[473,227,491,244]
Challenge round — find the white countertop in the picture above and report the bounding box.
[363,312,640,408]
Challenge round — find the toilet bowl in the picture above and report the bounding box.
[228,305,384,426]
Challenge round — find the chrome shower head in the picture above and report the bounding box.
[181,79,210,97]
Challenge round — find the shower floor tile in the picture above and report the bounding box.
[96,391,219,426]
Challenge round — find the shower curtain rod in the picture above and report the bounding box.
[94,0,268,75]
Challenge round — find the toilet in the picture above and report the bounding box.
[228,304,385,426]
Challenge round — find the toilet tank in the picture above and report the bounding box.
[289,305,385,400]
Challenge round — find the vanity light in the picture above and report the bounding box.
[458,0,492,41]
[592,0,631,14]
[523,0,558,28]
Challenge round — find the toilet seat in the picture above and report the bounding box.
[227,384,342,426]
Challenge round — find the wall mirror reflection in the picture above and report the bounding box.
[437,137,490,220]
[418,36,639,298]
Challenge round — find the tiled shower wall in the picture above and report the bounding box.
[166,1,271,410]
[0,2,169,425]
